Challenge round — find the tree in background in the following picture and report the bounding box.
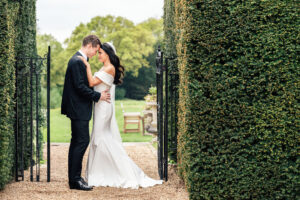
[120,18,163,99]
[37,34,64,87]
[64,15,156,75]
[37,16,163,106]
[37,34,65,108]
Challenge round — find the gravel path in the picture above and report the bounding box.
[0,143,188,200]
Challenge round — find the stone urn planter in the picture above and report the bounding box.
[143,86,157,136]
[145,101,157,135]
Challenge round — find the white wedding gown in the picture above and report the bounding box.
[85,70,163,189]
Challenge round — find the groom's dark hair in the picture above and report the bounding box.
[82,35,101,47]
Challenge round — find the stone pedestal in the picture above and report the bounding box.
[144,101,157,135]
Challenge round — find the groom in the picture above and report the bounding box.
[61,35,111,191]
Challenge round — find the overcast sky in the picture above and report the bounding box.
[36,0,164,44]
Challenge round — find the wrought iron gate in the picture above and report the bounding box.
[15,46,51,182]
[156,46,178,181]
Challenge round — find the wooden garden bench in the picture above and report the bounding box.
[121,103,145,135]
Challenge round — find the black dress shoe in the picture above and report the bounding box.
[69,180,93,191]
[80,177,93,187]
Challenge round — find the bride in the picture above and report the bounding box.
[78,42,163,189]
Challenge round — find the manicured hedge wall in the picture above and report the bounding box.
[15,0,37,56]
[164,0,179,162]
[0,0,39,190]
[15,0,41,170]
[0,0,19,190]
[174,0,299,199]
[164,0,177,59]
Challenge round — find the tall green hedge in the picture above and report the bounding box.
[174,0,299,199]
[164,0,177,59]
[0,0,19,190]
[164,0,179,162]
[0,0,39,190]
[15,0,37,57]
[15,0,42,170]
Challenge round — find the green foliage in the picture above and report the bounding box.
[37,33,65,109]
[0,0,18,190]
[144,86,157,102]
[119,18,164,99]
[63,15,157,75]
[0,0,41,190]
[15,0,43,172]
[115,88,126,100]
[148,86,157,96]
[15,0,37,56]
[173,0,300,199]
[164,0,177,58]
[121,62,157,100]
[41,87,63,109]
[164,0,179,162]
[37,34,64,87]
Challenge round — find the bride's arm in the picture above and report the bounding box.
[78,56,102,87]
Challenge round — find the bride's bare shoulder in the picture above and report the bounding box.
[104,65,115,77]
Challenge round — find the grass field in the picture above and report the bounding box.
[42,99,153,143]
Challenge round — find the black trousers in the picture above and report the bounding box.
[68,119,90,183]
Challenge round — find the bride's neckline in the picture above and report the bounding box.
[99,67,114,78]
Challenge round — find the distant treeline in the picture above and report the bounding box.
[37,16,163,108]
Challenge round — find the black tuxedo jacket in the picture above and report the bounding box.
[61,52,101,120]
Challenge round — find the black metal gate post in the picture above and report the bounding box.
[15,46,51,182]
[164,58,168,181]
[30,58,34,182]
[35,61,40,182]
[156,45,178,181]
[47,46,51,182]
[156,45,169,181]
[156,46,163,179]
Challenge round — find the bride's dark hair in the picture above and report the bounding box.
[101,43,124,85]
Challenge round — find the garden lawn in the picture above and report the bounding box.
[42,99,152,143]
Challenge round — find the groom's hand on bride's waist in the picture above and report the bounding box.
[100,89,111,103]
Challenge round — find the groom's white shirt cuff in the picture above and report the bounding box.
[78,50,88,61]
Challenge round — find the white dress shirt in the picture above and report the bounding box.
[78,50,88,61]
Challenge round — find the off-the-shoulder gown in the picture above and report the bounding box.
[85,69,163,189]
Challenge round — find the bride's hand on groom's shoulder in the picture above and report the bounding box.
[100,89,111,103]
[77,56,89,68]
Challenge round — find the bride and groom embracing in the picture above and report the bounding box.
[61,35,162,191]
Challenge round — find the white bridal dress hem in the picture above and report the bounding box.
[85,70,163,189]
